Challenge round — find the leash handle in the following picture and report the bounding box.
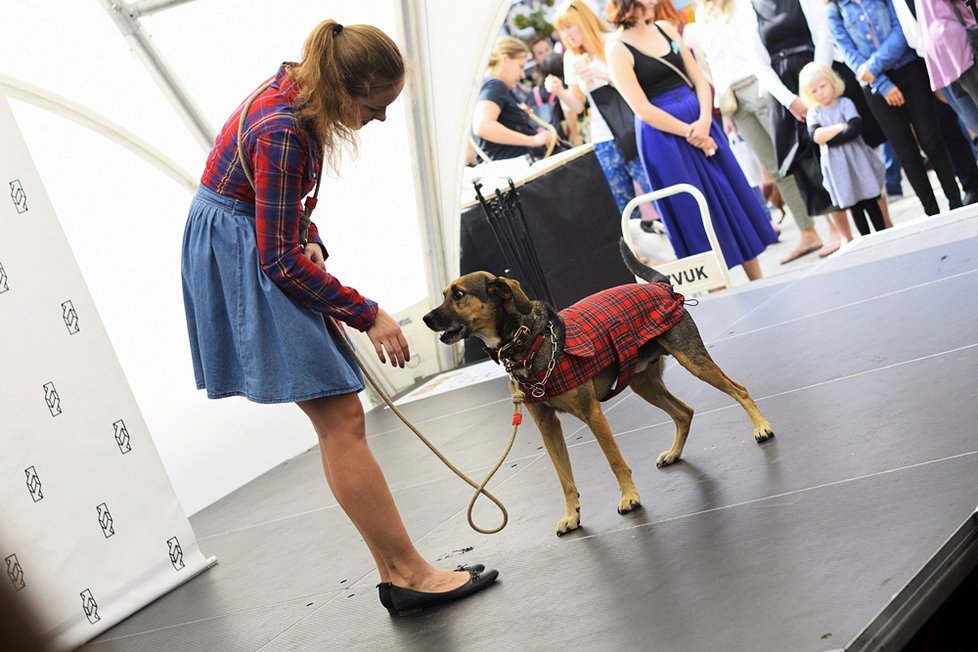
[326,318,518,534]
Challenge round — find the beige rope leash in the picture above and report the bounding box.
[233,82,520,533]
[328,318,522,534]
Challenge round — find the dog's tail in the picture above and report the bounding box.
[620,238,672,286]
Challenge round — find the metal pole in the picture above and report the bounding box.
[395,0,456,371]
[126,0,196,18]
[0,73,196,191]
[98,0,215,151]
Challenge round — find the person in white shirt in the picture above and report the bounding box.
[742,0,895,257]
[552,0,654,223]
[693,0,822,263]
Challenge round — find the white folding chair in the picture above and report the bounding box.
[620,183,732,294]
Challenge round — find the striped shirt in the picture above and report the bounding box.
[200,64,378,331]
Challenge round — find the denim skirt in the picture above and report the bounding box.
[181,185,364,403]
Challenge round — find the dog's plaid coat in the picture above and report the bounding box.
[517,282,686,402]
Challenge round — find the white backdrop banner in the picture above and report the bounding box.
[0,91,213,650]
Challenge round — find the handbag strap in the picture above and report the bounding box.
[236,78,323,247]
[620,37,693,89]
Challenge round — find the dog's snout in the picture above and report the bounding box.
[422,309,442,331]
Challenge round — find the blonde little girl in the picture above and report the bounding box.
[799,62,887,236]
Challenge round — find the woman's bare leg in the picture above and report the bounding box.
[742,257,763,281]
[298,393,468,592]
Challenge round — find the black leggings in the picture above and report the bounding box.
[847,196,886,236]
[862,58,962,215]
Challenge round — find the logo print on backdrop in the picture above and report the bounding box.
[96,503,115,538]
[9,180,28,213]
[43,381,61,417]
[61,300,80,334]
[113,419,132,454]
[167,537,185,571]
[0,261,8,293]
[80,589,100,624]
[5,554,25,591]
[25,466,43,502]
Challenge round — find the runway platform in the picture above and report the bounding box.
[84,211,978,651]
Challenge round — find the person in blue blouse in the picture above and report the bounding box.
[826,0,962,216]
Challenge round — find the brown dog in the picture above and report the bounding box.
[422,242,773,535]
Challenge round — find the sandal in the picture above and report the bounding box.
[817,242,841,258]
[779,243,820,265]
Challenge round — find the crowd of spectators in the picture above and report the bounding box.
[473,0,978,280]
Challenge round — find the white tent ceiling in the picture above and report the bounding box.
[0,0,508,513]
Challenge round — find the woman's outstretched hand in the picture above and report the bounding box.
[367,308,411,368]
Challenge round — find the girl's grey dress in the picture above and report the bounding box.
[809,97,885,209]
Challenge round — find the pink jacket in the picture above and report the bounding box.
[915,0,977,90]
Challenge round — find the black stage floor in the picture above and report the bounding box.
[84,213,978,651]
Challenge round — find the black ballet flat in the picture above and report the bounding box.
[377,582,395,615]
[377,565,485,615]
[387,566,499,617]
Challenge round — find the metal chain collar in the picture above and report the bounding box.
[515,321,557,399]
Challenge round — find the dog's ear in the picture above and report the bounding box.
[487,276,533,315]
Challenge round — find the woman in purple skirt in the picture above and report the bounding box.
[606,0,778,281]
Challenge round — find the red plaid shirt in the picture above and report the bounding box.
[518,283,686,403]
[200,64,378,331]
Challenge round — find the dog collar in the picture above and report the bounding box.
[515,321,558,399]
[484,323,549,371]
[512,333,546,371]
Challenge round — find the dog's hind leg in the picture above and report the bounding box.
[660,319,774,443]
[629,362,694,467]
[527,403,582,536]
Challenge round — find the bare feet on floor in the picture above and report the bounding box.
[780,237,822,264]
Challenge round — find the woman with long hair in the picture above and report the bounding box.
[553,0,653,221]
[605,0,778,281]
[181,20,497,616]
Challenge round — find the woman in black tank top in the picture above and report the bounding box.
[622,29,688,99]
[605,0,778,282]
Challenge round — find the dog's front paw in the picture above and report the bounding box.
[656,449,682,467]
[555,512,581,536]
[617,493,642,514]
[754,427,775,443]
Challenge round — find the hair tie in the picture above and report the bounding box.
[332,23,343,35]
